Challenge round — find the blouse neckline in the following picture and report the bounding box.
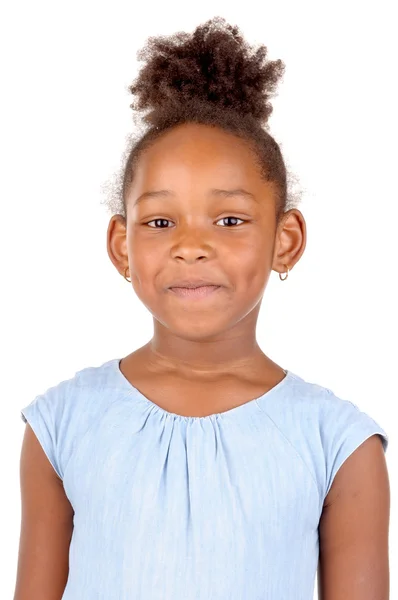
[107,357,294,422]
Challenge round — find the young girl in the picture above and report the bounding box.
[14,16,390,600]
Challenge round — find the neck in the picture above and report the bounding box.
[144,318,272,379]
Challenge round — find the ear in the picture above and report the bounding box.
[272,209,307,275]
[107,214,129,277]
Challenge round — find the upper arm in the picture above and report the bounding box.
[13,423,74,600]
[318,434,390,600]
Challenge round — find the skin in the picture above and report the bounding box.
[14,425,74,600]
[14,122,390,599]
[107,122,307,404]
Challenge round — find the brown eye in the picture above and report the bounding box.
[145,216,246,228]
[146,219,173,228]
[216,216,245,227]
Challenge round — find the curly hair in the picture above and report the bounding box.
[101,16,303,222]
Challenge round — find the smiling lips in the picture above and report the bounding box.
[168,278,222,289]
[167,277,224,300]
[168,285,221,299]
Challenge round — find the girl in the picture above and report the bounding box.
[14,16,390,600]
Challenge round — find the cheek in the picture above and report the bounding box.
[128,236,162,289]
[225,236,271,290]
[127,228,272,305]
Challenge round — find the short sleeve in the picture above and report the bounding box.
[322,391,389,500]
[21,385,65,481]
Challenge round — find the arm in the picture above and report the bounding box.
[318,434,390,600]
[13,424,74,600]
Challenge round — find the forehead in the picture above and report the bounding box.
[130,123,266,193]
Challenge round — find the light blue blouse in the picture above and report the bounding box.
[20,358,389,600]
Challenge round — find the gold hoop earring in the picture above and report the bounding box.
[279,265,289,281]
[124,266,131,283]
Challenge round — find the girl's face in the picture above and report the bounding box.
[108,122,305,341]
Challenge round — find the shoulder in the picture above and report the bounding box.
[261,371,389,510]
[20,358,121,480]
[21,358,119,427]
[281,371,388,455]
[316,385,389,505]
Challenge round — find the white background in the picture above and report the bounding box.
[1,1,396,598]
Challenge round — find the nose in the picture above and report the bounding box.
[170,226,214,262]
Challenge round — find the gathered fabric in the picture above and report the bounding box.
[21,357,388,600]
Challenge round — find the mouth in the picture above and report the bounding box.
[168,285,221,300]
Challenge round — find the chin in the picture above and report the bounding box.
[162,318,231,342]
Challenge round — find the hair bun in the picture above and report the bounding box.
[128,16,285,126]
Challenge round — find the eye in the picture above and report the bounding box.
[144,216,246,228]
[145,218,173,229]
[216,216,246,227]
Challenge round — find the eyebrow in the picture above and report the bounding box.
[133,188,258,206]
